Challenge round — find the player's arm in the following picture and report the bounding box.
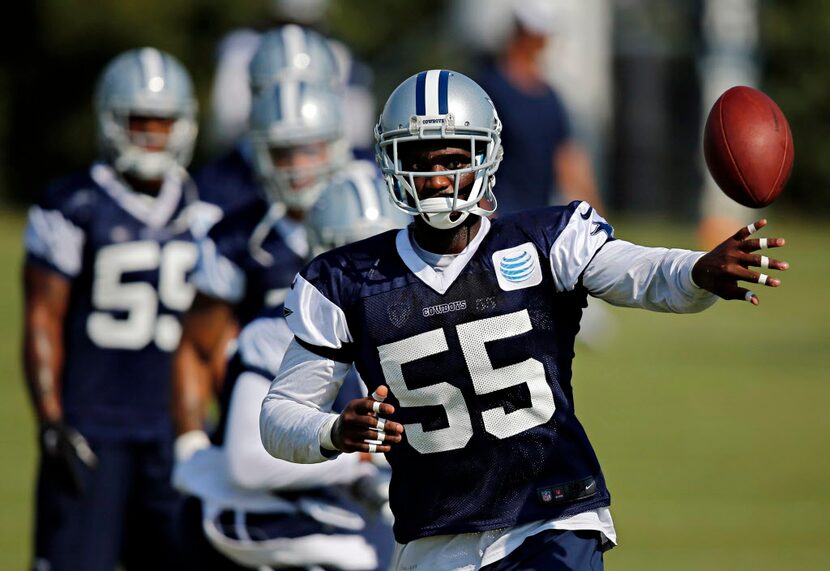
[581,216,787,310]
[260,339,403,462]
[23,263,98,494]
[227,369,375,490]
[260,272,403,463]
[171,292,236,457]
[22,264,69,424]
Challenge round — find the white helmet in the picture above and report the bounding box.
[248,25,341,94]
[95,47,198,180]
[306,161,410,253]
[248,79,347,211]
[374,69,503,230]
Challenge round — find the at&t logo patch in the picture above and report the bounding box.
[492,242,543,291]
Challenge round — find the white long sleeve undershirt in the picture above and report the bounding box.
[226,371,373,491]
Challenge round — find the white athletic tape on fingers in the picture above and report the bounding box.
[745,291,755,302]
[364,439,384,446]
[373,431,386,441]
[367,444,377,453]
[759,238,768,249]
[746,223,758,234]
[761,256,770,269]
[758,274,768,286]
[372,401,382,414]
[375,418,386,432]
[371,389,386,402]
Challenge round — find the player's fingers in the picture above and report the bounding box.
[360,429,403,444]
[372,417,404,434]
[739,236,786,252]
[362,442,392,454]
[357,398,395,417]
[744,253,789,271]
[719,283,759,305]
[371,386,389,402]
[730,266,782,287]
[733,219,767,241]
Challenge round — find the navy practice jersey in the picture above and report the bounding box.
[192,143,260,221]
[286,201,616,542]
[192,194,307,326]
[24,163,201,440]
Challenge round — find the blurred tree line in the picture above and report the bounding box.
[0,0,825,213]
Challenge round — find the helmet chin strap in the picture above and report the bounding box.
[416,170,494,230]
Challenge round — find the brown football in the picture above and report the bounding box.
[703,86,794,208]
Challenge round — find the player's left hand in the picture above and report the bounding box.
[692,218,789,305]
[331,385,404,454]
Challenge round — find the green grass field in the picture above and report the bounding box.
[0,208,826,569]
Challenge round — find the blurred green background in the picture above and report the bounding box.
[1,0,828,569]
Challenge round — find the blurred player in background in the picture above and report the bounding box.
[172,24,388,473]
[173,175,407,570]
[171,25,344,460]
[205,0,376,159]
[474,0,603,217]
[260,70,789,570]
[171,24,342,430]
[22,47,200,570]
[472,0,615,348]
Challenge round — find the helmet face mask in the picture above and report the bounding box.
[248,80,347,211]
[95,48,198,181]
[374,70,503,230]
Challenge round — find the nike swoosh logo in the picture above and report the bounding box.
[585,482,595,491]
[580,206,593,220]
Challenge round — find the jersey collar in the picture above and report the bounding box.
[395,216,491,295]
[90,162,185,229]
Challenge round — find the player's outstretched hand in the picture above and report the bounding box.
[331,385,404,454]
[692,218,789,305]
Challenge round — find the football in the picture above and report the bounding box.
[703,85,794,208]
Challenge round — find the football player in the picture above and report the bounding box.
[171,25,380,463]
[23,48,200,570]
[173,174,408,570]
[259,70,790,570]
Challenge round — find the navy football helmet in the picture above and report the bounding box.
[374,70,503,230]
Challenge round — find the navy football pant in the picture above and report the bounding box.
[480,530,605,571]
[34,437,182,571]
